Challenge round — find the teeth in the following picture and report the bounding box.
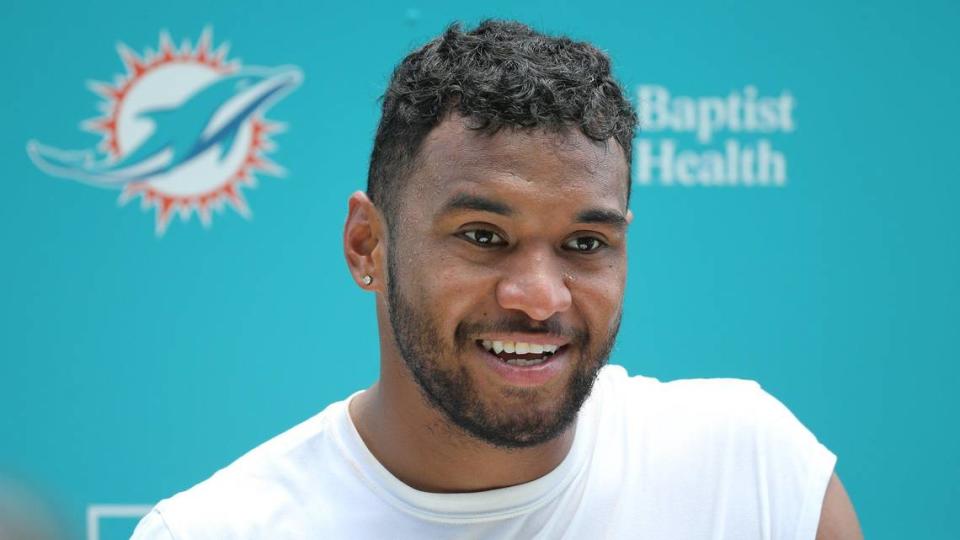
[480,340,562,355]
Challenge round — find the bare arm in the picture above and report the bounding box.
[816,473,863,540]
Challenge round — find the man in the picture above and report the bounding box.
[133,20,861,539]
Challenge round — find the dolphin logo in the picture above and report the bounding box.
[26,28,301,235]
[28,66,302,188]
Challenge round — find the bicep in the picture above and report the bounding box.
[815,473,863,540]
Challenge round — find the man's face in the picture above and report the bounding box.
[384,117,630,449]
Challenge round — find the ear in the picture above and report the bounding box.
[626,209,634,225]
[343,190,387,292]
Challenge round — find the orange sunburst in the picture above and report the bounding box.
[82,28,290,235]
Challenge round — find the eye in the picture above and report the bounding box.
[461,229,507,247]
[564,236,606,253]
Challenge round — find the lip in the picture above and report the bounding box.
[475,341,569,388]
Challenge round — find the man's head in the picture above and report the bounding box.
[346,20,636,449]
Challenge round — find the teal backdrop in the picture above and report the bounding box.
[1,1,957,538]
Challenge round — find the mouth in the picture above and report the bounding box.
[473,338,570,387]
[476,339,562,367]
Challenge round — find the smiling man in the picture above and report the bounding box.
[133,20,861,539]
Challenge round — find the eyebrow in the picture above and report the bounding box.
[575,208,628,228]
[439,194,514,217]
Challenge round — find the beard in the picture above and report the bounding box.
[386,249,621,449]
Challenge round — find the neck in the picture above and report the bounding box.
[349,365,576,493]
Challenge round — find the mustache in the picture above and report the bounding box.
[455,315,588,345]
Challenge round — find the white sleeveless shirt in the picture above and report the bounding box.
[132,364,835,539]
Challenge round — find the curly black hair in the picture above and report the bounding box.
[367,20,637,226]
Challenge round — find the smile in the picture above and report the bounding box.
[476,339,562,367]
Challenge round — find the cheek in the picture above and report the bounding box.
[569,265,626,333]
[410,250,497,322]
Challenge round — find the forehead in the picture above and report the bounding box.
[404,117,629,212]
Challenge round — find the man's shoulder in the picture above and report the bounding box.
[133,396,354,539]
[596,363,835,484]
[597,363,767,416]
[595,364,836,539]
[596,364,818,446]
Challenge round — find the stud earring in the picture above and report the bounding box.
[362,275,373,286]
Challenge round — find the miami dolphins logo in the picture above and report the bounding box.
[27,28,302,235]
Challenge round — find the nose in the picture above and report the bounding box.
[495,245,573,321]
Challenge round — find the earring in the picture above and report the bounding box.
[362,275,373,286]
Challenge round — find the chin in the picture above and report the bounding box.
[449,368,589,449]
